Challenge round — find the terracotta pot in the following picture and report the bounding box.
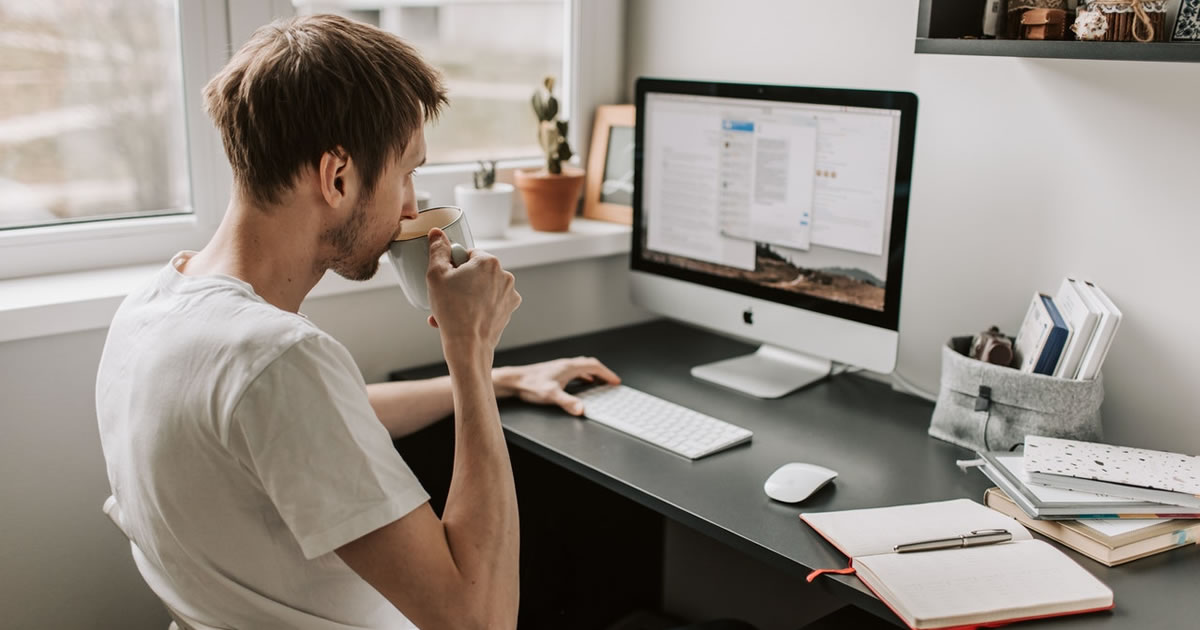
[513,166,584,232]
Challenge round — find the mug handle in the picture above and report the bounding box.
[450,243,470,267]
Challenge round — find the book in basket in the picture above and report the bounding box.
[801,499,1113,630]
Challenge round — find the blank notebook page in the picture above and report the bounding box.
[855,540,1113,629]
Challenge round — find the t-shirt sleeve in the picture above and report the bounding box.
[228,334,430,560]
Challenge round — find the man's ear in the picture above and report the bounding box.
[318,147,353,208]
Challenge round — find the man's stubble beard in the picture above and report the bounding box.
[320,198,386,282]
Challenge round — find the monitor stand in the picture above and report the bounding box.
[690,345,833,399]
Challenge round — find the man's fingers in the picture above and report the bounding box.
[568,357,621,385]
[553,389,585,416]
[427,228,452,272]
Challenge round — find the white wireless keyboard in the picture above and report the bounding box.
[574,384,753,460]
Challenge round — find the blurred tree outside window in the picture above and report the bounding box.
[298,0,565,165]
[0,0,191,232]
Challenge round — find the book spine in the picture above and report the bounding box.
[1053,279,1099,379]
[1076,282,1121,380]
[1015,293,1053,372]
[1034,295,1070,376]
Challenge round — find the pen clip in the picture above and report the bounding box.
[970,528,1009,536]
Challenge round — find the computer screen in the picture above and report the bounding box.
[631,78,917,397]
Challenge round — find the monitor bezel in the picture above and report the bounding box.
[631,77,917,332]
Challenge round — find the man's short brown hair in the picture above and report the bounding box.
[203,14,447,205]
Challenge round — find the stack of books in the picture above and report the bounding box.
[966,436,1200,566]
[1014,277,1121,379]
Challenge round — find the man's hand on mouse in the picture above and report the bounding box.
[493,357,620,416]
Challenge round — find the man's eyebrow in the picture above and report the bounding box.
[416,155,427,168]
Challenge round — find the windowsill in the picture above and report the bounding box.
[0,219,631,344]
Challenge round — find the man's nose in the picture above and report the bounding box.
[400,197,419,220]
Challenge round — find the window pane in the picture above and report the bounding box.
[302,1,564,165]
[0,0,191,231]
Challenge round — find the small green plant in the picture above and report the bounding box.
[531,76,573,174]
[473,160,496,189]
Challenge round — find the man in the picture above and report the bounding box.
[97,14,617,630]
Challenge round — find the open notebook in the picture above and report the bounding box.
[801,499,1113,630]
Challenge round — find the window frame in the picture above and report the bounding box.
[0,0,232,280]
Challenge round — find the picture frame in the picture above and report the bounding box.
[1173,0,1200,40]
[583,104,635,224]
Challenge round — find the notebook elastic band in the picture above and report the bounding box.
[806,566,856,583]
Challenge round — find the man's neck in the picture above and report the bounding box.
[183,194,326,313]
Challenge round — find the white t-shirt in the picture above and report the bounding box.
[97,252,429,629]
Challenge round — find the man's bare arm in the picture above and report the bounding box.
[366,376,456,438]
[366,359,621,439]
[338,232,521,629]
[339,356,518,629]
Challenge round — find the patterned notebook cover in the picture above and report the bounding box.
[1025,436,1200,496]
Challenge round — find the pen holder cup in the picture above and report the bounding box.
[928,336,1104,452]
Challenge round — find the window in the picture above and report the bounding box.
[296,0,566,165]
[0,0,615,280]
[0,0,191,231]
[0,0,228,279]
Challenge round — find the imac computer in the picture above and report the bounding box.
[632,78,918,398]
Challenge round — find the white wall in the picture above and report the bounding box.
[8,3,1200,625]
[0,256,648,629]
[627,0,1200,453]
[1,328,169,629]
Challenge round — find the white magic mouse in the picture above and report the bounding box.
[763,463,838,503]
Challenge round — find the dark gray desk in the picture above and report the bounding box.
[408,320,1200,628]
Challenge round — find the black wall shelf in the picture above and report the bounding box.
[916,37,1200,62]
[917,0,1200,63]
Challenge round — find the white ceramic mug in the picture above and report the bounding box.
[387,206,473,310]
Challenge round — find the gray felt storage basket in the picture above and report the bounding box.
[928,336,1104,452]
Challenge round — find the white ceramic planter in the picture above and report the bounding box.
[454,182,513,239]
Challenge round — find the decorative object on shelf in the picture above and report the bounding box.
[1073,6,1112,39]
[983,0,1007,37]
[1022,8,1070,38]
[1086,0,1168,41]
[1007,0,1069,38]
[514,76,584,232]
[917,0,1200,60]
[970,326,1015,367]
[583,104,635,225]
[1173,0,1200,39]
[454,160,513,240]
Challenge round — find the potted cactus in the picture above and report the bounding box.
[513,76,585,232]
[454,160,513,239]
